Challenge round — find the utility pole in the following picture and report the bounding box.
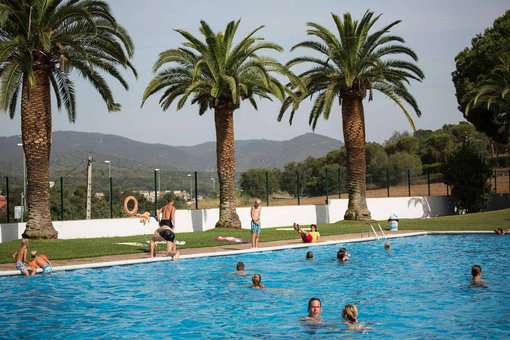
[86,155,93,219]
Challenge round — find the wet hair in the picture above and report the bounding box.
[305,251,314,259]
[342,304,358,323]
[384,242,391,250]
[337,248,348,260]
[471,265,482,277]
[252,273,262,284]
[236,261,245,271]
[308,297,321,312]
[311,224,318,232]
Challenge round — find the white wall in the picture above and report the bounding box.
[0,195,459,242]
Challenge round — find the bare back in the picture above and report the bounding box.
[161,203,176,221]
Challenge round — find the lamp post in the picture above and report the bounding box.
[154,169,160,217]
[104,160,112,218]
[187,173,192,201]
[17,143,26,212]
[210,177,215,193]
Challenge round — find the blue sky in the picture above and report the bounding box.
[0,0,508,145]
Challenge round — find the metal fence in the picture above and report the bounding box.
[1,169,509,223]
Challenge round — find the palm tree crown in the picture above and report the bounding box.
[142,19,299,113]
[279,10,424,129]
[0,0,136,120]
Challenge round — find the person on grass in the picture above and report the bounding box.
[250,199,262,248]
[293,223,320,243]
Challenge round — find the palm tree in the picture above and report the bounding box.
[0,0,136,238]
[142,20,299,228]
[465,55,510,118]
[279,11,424,220]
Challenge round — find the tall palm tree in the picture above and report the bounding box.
[280,11,424,220]
[465,55,510,116]
[0,0,136,238]
[142,20,299,228]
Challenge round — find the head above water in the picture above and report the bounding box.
[308,297,322,318]
[337,248,348,261]
[306,251,314,259]
[471,265,482,277]
[252,273,262,285]
[342,304,358,323]
[236,261,245,271]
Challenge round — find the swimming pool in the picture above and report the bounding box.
[0,234,509,338]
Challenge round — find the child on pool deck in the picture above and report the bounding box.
[27,251,53,275]
[250,199,262,248]
[12,239,30,276]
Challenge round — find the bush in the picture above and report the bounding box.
[442,143,493,212]
[387,152,423,185]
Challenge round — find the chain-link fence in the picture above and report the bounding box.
[1,168,509,222]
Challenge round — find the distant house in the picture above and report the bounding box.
[95,192,105,199]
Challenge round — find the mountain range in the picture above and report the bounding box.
[0,131,342,176]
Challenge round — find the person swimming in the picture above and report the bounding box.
[251,273,265,288]
[337,248,350,262]
[342,304,368,331]
[306,251,314,259]
[471,265,486,287]
[235,261,246,275]
[301,297,322,322]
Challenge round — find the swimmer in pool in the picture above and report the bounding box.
[337,248,350,262]
[470,265,486,287]
[251,273,265,288]
[301,297,322,323]
[342,304,368,331]
[235,261,247,276]
[306,251,314,259]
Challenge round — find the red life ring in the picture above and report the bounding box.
[123,196,139,216]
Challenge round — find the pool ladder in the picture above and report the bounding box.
[368,222,387,240]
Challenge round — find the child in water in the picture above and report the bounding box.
[251,274,265,288]
[342,304,368,330]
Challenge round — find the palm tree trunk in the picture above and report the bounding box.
[341,94,371,220]
[20,69,58,239]
[214,106,241,228]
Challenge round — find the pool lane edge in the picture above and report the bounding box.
[0,231,494,277]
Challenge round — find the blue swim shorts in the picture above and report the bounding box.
[251,221,261,234]
[16,261,27,274]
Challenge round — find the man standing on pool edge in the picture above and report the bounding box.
[250,199,262,248]
[150,197,179,259]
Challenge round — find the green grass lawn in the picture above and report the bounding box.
[1,208,508,265]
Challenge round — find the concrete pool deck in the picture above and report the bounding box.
[0,230,493,276]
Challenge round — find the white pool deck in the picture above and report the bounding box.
[0,230,493,277]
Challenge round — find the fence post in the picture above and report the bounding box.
[386,169,390,197]
[325,168,329,205]
[60,177,64,221]
[494,170,497,193]
[5,177,9,223]
[109,176,113,218]
[337,167,341,199]
[265,171,269,207]
[296,171,301,206]
[407,169,411,197]
[427,168,431,196]
[194,171,198,209]
[153,170,158,217]
[446,184,449,196]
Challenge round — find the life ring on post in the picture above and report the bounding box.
[123,196,139,216]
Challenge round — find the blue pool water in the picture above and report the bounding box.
[1,235,509,339]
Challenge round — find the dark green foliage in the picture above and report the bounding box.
[239,168,280,198]
[442,143,493,212]
[452,10,510,143]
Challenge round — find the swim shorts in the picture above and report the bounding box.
[159,229,175,242]
[16,261,27,274]
[251,221,261,234]
[159,219,174,228]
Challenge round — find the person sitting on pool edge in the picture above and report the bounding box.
[251,274,265,288]
[235,261,246,275]
[27,251,53,275]
[305,251,314,259]
[301,297,322,322]
[337,248,350,262]
[471,265,485,287]
[293,223,320,243]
